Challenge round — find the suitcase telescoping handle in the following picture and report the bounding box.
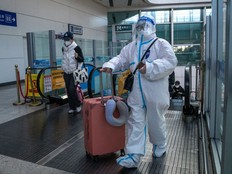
[99,71,115,105]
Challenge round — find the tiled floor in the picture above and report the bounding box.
[0,84,72,174]
[0,84,199,174]
[0,84,45,124]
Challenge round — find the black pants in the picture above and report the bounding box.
[63,73,81,110]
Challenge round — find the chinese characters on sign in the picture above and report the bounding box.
[68,24,83,35]
[115,25,132,32]
[0,10,17,27]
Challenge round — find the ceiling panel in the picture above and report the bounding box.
[145,0,211,5]
[93,0,211,8]
[93,0,151,8]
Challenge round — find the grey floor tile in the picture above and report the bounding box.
[0,85,45,124]
[0,155,72,174]
[0,155,37,174]
[32,166,74,174]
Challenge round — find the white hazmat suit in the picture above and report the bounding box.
[102,15,178,168]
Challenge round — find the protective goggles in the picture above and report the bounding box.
[136,20,147,31]
[135,17,155,31]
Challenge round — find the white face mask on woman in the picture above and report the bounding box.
[64,41,72,47]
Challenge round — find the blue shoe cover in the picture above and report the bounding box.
[116,154,140,168]
[153,144,166,158]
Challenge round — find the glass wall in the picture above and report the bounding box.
[27,30,61,69]
[108,7,208,66]
[204,0,232,173]
[56,37,63,66]
[76,38,94,65]
[75,38,110,68]
[173,9,203,65]
[33,31,50,68]
[141,10,170,23]
[108,11,139,25]
[221,0,232,172]
[95,40,110,68]
[173,9,202,22]
[174,23,202,44]
[213,0,226,165]
[156,24,171,42]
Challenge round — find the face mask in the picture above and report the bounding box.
[136,20,154,37]
[175,85,180,88]
[137,29,152,37]
[64,41,72,47]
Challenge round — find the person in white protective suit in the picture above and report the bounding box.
[101,15,177,168]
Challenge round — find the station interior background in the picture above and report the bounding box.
[1,0,232,173]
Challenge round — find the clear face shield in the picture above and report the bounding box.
[135,16,156,38]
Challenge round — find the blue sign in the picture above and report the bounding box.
[0,10,17,27]
[33,59,50,68]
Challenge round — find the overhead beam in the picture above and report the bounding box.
[109,0,113,7]
[128,0,133,6]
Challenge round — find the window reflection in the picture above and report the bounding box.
[173,45,201,65]
[156,24,171,42]
[108,11,139,25]
[173,9,201,22]
[141,10,170,23]
[34,31,50,62]
[174,23,202,44]
[124,15,139,24]
[108,8,208,66]
[206,8,212,16]
[217,3,226,160]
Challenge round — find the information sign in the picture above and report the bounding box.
[51,70,65,90]
[68,24,83,35]
[115,25,132,32]
[0,10,17,27]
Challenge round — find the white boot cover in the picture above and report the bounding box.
[116,154,141,168]
[153,144,167,158]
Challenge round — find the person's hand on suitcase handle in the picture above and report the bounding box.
[100,67,112,73]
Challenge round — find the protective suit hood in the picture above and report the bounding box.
[135,15,157,42]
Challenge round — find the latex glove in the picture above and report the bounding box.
[100,67,112,73]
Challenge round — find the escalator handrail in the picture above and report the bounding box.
[37,64,95,99]
[184,63,192,109]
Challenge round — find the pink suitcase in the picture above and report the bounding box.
[82,72,125,160]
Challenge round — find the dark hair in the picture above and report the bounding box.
[74,46,84,62]
[175,81,180,85]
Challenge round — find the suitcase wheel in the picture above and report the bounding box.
[85,151,91,158]
[120,149,125,156]
[85,151,99,162]
[93,155,99,162]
